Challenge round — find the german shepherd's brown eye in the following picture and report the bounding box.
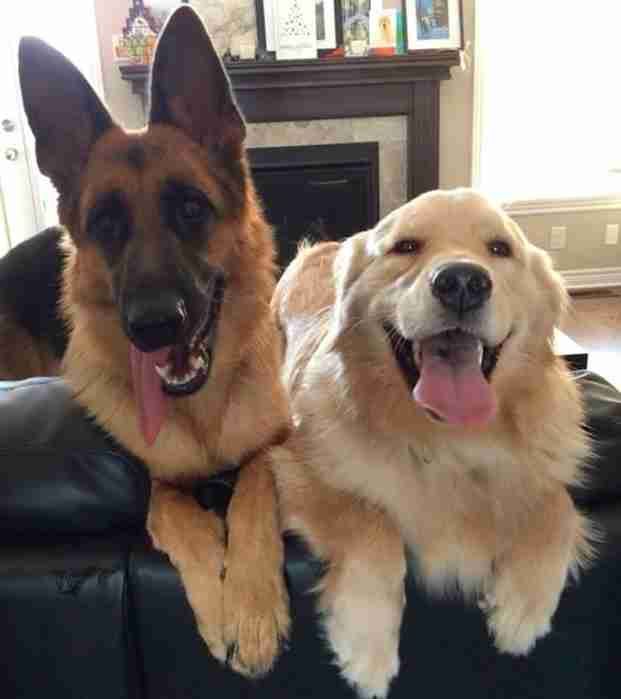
[488,239,512,258]
[179,197,209,225]
[392,239,422,255]
[87,192,130,255]
[92,215,120,238]
[162,181,212,239]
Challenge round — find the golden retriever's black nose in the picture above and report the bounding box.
[431,263,492,314]
[124,291,187,352]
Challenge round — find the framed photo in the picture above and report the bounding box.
[369,7,397,49]
[316,0,339,49]
[274,0,318,60]
[341,0,371,56]
[405,0,463,51]
[256,0,342,55]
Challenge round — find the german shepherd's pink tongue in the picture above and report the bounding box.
[130,345,170,446]
[413,331,497,426]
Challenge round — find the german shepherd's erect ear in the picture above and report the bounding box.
[149,5,246,155]
[18,38,114,197]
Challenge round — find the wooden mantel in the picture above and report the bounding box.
[120,51,460,199]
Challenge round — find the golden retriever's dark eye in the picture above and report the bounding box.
[488,239,512,258]
[392,239,422,255]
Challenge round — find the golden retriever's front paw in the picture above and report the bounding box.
[484,584,554,656]
[221,561,290,677]
[322,569,404,699]
[325,608,400,699]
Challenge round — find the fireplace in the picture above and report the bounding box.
[248,143,379,271]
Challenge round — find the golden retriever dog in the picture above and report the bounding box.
[272,189,593,697]
[18,7,290,676]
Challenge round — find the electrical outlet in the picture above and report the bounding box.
[605,224,619,245]
[549,226,567,250]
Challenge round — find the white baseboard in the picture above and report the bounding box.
[561,266,621,291]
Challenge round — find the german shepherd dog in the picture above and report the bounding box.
[18,6,290,676]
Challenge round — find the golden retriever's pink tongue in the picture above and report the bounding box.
[129,345,170,446]
[413,335,497,426]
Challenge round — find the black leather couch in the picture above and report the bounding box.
[1,374,620,699]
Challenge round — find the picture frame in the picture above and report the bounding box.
[255,0,343,57]
[404,0,463,51]
[341,0,371,56]
[316,0,339,49]
[274,0,318,60]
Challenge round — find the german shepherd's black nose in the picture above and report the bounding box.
[124,291,187,352]
[431,263,492,314]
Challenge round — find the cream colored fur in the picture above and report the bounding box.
[273,189,594,698]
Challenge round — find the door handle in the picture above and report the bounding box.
[1,119,16,133]
[4,147,19,161]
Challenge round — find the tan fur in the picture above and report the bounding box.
[19,7,290,677]
[273,189,594,698]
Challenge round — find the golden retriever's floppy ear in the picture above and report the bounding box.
[149,6,245,155]
[18,38,114,195]
[529,246,569,330]
[334,233,369,294]
[331,233,370,332]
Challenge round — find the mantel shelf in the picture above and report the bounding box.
[119,51,460,95]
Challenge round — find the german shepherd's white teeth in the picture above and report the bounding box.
[189,351,208,372]
[155,363,179,383]
[155,351,209,386]
[477,340,484,367]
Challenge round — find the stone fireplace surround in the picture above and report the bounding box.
[122,52,459,218]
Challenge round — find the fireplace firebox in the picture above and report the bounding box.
[248,142,379,271]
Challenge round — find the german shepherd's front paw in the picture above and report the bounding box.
[221,555,290,677]
[147,482,228,664]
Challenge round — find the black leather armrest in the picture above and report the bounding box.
[0,378,150,535]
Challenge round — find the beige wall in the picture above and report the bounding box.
[94,0,621,272]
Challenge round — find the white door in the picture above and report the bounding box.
[0,0,103,252]
[0,27,40,250]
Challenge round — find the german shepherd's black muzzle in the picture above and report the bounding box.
[124,289,188,353]
[120,263,225,397]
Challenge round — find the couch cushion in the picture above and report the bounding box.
[0,378,150,535]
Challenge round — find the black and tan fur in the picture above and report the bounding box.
[18,6,290,676]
